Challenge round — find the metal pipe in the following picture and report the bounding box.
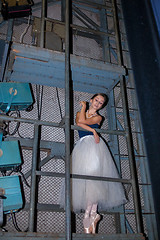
[61,0,66,22]
[6,19,14,42]
[24,153,55,180]
[0,43,10,82]
[72,0,112,10]
[65,0,71,239]
[111,0,123,65]
[0,115,126,136]
[36,171,132,184]
[45,17,114,37]
[72,5,100,30]
[0,19,14,82]
[28,124,40,232]
[120,77,144,233]
[40,0,46,48]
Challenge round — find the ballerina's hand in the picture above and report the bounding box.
[93,131,100,144]
[80,101,86,108]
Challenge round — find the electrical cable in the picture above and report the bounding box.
[18,170,31,188]
[17,128,25,139]
[56,87,63,120]
[20,15,31,44]
[7,110,21,136]
[36,85,43,120]
[7,166,31,188]
[11,212,28,232]
[0,227,8,232]
[1,171,6,176]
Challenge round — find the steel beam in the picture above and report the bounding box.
[28,124,40,232]
[0,19,14,82]
[39,0,46,48]
[0,114,126,135]
[120,77,143,233]
[111,0,123,65]
[121,1,160,238]
[65,0,71,239]
[0,232,146,240]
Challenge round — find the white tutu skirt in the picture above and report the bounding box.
[59,135,127,212]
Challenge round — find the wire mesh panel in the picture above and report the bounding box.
[0,1,121,63]
[37,212,65,233]
[0,0,155,238]
[113,83,150,238]
[0,84,140,235]
[0,80,146,235]
[4,211,29,232]
[126,214,137,234]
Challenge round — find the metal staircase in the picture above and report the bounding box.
[0,0,157,239]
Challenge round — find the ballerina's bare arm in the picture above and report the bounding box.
[77,101,102,125]
[76,111,101,144]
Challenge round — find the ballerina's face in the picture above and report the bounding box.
[90,95,105,110]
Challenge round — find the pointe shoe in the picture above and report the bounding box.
[83,204,92,233]
[90,213,101,234]
[84,204,92,219]
[83,217,92,234]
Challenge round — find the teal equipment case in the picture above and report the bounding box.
[0,82,33,112]
[0,175,23,213]
[0,140,22,170]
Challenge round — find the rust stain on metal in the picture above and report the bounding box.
[14,56,48,63]
[13,49,20,53]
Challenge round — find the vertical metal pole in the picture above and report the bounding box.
[120,77,144,233]
[0,19,14,82]
[112,0,123,65]
[40,0,46,48]
[6,19,14,43]
[65,0,71,240]
[108,90,126,233]
[61,0,66,22]
[29,124,40,232]
[100,6,111,62]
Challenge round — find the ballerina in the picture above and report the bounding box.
[59,93,127,234]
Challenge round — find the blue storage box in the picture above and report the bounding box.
[0,141,22,170]
[0,82,33,112]
[0,175,23,214]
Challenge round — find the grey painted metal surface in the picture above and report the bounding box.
[120,78,143,233]
[7,43,126,93]
[0,0,154,239]
[107,90,126,234]
[64,0,71,240]
[0,114,126,136]
[39,0,46,48]
[28,125,40,231]
[0,232,146,240]
[121,0,160,238]
[0,19,14,82]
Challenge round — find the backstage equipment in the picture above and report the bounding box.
[0,82,33,113]
[1,0,33,20]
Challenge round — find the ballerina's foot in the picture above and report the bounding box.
[83,217,92,234]
[90,213,101,234]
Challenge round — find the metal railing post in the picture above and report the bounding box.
[65,0,71,239]
[28,124,40,232]
[112,0,123,66]
[120,77,144,233]
[40,0,46,48]
[0,19,14,82]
